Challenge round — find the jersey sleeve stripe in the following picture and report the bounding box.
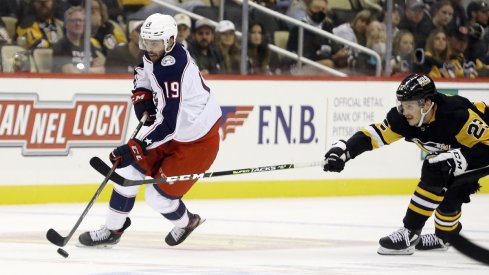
[361,126,383,149]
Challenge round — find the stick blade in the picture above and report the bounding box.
[46,228,66,247]
[89,157,125,185]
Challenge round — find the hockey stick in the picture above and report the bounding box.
[46,113,148,247]
[449,233,489,265]
[89,156,326,186]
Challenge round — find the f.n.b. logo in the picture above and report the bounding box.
[220,106,253,141]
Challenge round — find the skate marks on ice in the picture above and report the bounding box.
[0,196,489,274]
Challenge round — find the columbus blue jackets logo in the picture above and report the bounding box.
[161,55,176,66]
[220,106,254,141]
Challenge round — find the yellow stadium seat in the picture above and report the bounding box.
[32,48,53,73]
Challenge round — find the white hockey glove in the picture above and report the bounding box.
[428,149,468,177]
[324,140,349,172]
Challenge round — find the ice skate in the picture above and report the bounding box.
[377,227,420,255]
[78,217,131,248]
[415,233,449,251]
[165,213,205,246]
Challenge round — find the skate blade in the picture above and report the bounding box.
[377,246,415,255]
[415,246,449,252]
[75,242,116,249]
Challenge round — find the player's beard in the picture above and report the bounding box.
[148,51,163,62]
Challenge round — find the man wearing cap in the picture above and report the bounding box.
[174,13,191,48]
[445,25,479,78]
[188,18,223,75]
[467,0,489,26]
[398,0,432,49]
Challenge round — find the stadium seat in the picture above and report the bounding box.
[273,31,289,50]
[1,45,36,72]
[1,16,17,40]
[328,0,353,9]
[32,48,53,73]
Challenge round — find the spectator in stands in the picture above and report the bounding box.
[428,1,454,31]
[354,20,386,75]
[102,0,126,28]
[214,20,240,74]
[187,18,223,75]
[332,9,372,61]
[286,0,349,72]
[0,18,12,44]
[16,0,64,49]
[397,0,432,49]
[414,29,451,77]
[174,13,191,48]
[105,22,143,73]
[390,30,415,76]
[465,1,489,63]
[83,0,127,56]
[446,25,478,78]
[247,21,279,74]
[446,0,468,34]
[52,6,105,73]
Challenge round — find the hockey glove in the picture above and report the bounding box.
[110,139,148,168]
[131,90,156,126]
[421,149,468,187]
[324,140,349,172]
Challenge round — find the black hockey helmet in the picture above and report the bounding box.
[396,73,437,102]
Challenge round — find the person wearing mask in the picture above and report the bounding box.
[286,0,349,72]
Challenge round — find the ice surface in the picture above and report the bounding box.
[1,195,488,274]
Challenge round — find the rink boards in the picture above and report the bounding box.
[0,75,488,204]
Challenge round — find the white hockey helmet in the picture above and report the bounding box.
[139,13,178,53]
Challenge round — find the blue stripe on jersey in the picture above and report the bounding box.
[145,44,188,143]
[109,190,136,213]
[161,199,187,221]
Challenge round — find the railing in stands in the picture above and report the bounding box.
[150,0,364,77]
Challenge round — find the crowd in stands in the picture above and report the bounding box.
[0,0,488,78]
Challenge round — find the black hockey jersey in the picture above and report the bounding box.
[345,93,489,170]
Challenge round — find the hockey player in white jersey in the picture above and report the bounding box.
[78,13,222,247]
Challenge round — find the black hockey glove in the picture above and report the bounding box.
[421,149,468,187]
[110,138,148,168]
[131,90,156,126]
[324,140,349,172]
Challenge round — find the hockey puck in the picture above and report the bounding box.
[57,248,69,258]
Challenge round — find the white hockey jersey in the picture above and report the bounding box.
[133,43,222,148]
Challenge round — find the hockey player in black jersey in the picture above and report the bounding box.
[323,73,489,255]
